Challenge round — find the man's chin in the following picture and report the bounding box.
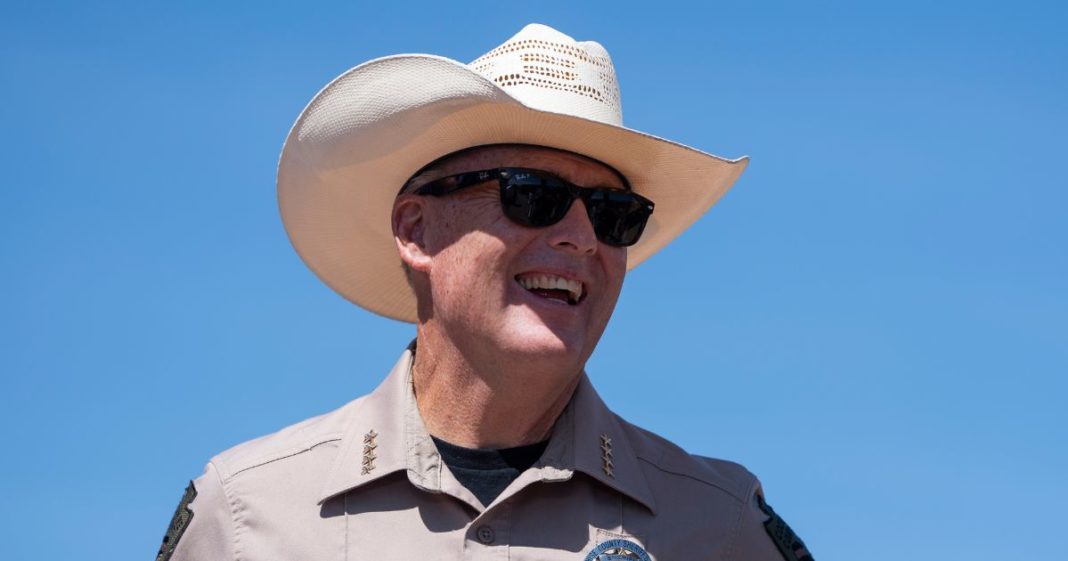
[494,317,594,362]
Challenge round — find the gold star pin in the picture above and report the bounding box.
[361,429,378,475]
[600,434,614,478]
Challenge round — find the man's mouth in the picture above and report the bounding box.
[515,273,585,305]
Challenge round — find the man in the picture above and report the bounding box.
[157,24,813,561]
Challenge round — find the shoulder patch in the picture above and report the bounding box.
[757,495,814,561]
[156,481,197,561]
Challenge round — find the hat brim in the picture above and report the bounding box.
[278,54,748,322]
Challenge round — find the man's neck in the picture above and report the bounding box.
[410,330,582,449]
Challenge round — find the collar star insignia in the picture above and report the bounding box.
[361,429,378,475]
[600,433,614,478]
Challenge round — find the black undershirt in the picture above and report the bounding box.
[431,436,549,506]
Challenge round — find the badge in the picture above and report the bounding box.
[584,538,652,561]
[757,495,814,561]
[156,481,197,561]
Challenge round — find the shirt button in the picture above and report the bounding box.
[475,525,495,544]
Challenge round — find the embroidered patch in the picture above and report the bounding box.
[757,495,814,561]
[156,481,197,561]
[584,538,651,561]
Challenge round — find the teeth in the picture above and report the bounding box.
[517,274,584,303]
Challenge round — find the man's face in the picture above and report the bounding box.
[402,145,628,372]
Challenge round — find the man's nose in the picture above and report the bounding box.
[547,199,598,255]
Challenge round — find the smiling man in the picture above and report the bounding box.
[394,145,634,453]
[157,24,813,561]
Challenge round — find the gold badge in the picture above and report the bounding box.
[584,538,650,561]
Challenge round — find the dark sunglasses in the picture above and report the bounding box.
[412,167,655,247]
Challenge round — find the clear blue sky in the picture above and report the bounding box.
[2,2,1065,560]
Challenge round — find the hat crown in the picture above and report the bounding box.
[468,23,622,126]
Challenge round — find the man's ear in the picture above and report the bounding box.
[392,195,433,273]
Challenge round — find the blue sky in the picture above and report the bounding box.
[1,2,1065,560]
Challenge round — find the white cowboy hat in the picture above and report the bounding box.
[277,23,748,322]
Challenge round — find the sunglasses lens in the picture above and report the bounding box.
[501,173,573,227]
[499,170,653,247]
[586,191,653,247]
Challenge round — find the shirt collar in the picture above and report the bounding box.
[536,373,657,513]
[319,345,656,514]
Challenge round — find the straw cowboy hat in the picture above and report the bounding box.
[277,23,748,322]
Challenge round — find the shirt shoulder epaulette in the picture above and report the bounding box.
[614,415,814,560]
[210,395,366,480]
[616,414,757,504]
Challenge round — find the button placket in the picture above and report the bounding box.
[465,502,512,559]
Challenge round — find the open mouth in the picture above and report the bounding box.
[515,273,585,306]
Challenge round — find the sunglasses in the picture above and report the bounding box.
[412,167,655,247]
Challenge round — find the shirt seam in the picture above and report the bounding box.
[209,460,243,561]
[228,436,343,477]
[725,475,761,561]
[343,493,350,561]
[635,456,748,503]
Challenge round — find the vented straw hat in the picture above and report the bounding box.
[277,23,748,322]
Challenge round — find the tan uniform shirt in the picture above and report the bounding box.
[162,348,810,561]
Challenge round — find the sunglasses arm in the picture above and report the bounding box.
[413,169,502,196]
